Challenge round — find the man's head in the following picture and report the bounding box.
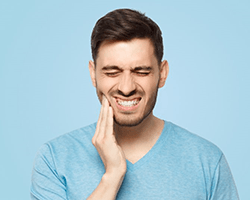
[91,9,163,66]
[89,9,168,127]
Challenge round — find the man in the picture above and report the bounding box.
[31,9,239,199]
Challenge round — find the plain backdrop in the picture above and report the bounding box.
[1,0,249,199]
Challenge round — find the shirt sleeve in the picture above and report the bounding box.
[210,154,240,200]
[30,144,67,200]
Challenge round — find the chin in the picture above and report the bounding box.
[113,112,150,127]
[114,118,142,127]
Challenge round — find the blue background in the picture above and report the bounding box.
[1,0,249,199]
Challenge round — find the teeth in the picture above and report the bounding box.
[117,99,139,107]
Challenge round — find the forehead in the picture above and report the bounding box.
[96,38,158,68]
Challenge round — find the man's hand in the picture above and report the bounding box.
[87,95,127,200]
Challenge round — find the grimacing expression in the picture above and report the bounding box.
[89,38,168,126]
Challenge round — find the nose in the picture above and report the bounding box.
[117,73,136,97]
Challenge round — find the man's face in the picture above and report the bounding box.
[89,38,168,126]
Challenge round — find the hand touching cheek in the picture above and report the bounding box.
[92,95,127,176]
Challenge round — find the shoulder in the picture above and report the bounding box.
[164,121,223,162]
[50,122,96,146]
[36,123,97,161]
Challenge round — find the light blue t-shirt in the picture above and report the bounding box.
[31,121,239,199]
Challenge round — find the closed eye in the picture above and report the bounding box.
[132,66,152,76]
[105,72,120,77]
[135,71,150,76]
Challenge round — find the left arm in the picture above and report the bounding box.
[210,154,239,200]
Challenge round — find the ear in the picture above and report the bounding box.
[88,60,96,87]
[158,60,169,88]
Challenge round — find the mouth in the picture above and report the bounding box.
[115,97,141,111]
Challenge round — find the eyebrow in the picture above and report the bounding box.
[133,66,152,71]
[102,65,152,71]
[102,65,121,71]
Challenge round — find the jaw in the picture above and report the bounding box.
[113,109,154,128]
[95,85,158,128]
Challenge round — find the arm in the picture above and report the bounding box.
[30,144,67,200]
[210,154,239,200]
[31,96,126,200]
[87,96,127,200]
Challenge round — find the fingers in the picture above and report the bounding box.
[107,106,113,136]
[91,96,126,175]
[94,98,104,136]
[92,95,112,145]
[100,96,109,131]
[93,96,105,144]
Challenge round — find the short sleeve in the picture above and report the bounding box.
[30,144,67,200]
[210,154,239,200]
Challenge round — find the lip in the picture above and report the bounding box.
[114,97,141,111]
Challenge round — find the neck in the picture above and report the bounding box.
[114,112,164,146]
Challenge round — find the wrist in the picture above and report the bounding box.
[102,170,126,189]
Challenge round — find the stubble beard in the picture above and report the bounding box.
[112,87,159,127]
[95,82,159,127]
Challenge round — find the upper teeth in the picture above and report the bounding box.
[117,99,139,107]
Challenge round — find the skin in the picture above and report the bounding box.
[87,38,169,199]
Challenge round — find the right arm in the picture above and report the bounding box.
[87,96,127,200]
[30,96,126,200]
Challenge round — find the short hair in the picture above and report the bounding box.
[91,8,163,65]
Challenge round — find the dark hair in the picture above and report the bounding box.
[91,8,163,65]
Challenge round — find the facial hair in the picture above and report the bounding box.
[95,81,159,127]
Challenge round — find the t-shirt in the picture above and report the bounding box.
[30,121,239,199]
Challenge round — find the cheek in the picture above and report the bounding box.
[96,81,116,107]
[97,81,109,93]
[137,75,160,91]
[96,78,115,97]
